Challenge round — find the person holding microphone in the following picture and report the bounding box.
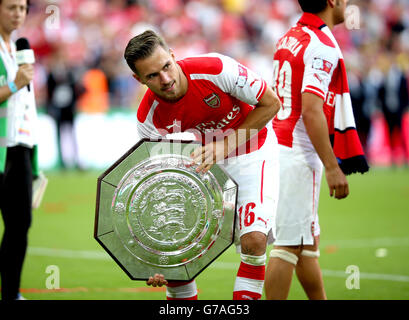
[0,0,38,300]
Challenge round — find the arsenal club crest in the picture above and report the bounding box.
[203,93,220,108]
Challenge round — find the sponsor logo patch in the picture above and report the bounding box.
[312,57,333,74]
[236,65,248,88]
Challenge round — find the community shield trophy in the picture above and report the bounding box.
[94,139,238,281]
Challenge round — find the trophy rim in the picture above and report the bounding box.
[94,138,239,281]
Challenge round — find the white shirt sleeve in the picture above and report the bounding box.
[136,100,164,140]
[190,53,268,106]
[137,119,162,140]
[301,39,338,100]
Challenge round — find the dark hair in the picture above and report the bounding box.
[124,30,169,74]
[298,0,328,13]
[0,0,30,13]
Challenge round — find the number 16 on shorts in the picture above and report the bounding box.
[238,202,256,230]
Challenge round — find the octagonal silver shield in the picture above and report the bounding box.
[94,139,238,281]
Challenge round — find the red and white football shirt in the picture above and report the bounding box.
[137,53,268,153]
[272,13,342,245]
[272,13,339,150]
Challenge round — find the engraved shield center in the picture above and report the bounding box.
[110,154,224,268]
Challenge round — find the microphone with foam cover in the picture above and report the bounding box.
[15,38,35,92]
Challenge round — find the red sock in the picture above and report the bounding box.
[233,262,265,300]
[166,280,198,300]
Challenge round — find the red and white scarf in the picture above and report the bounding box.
[322,26,369,175]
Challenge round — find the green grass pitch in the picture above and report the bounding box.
[1,167,409,300]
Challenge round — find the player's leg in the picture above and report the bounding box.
[295,236,327,300]
[264,145,301,300]
[223,125,279,300]
[233,231,267,300]
[166,280,198,300]
[264,245,300,300]
[231,152,278,300]
[264,144,322,300]
[294,164,326,300]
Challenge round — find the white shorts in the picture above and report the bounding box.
[274,144,323,246]
[220,124,279,252]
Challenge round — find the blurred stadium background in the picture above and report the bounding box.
[1,0,409,299]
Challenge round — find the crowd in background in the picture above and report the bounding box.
[17,0,409,166]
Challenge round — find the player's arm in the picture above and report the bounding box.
[192,87,280,173]
[301,92,349,199]
[191,54,281,172]
[229,86,280,151]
